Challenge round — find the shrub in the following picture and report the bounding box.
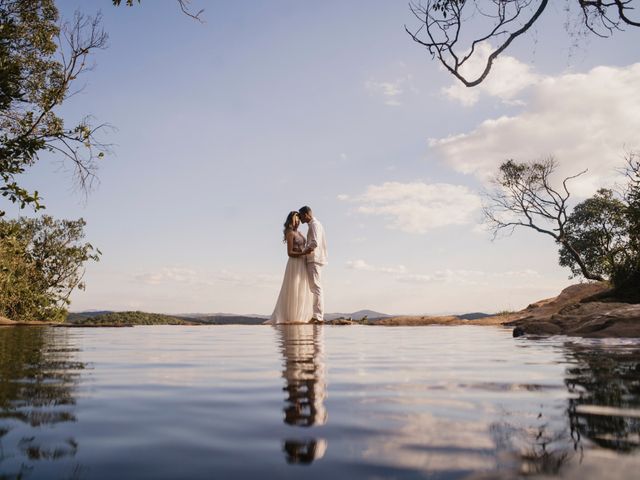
[0,216,100,322]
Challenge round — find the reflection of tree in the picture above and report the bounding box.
[490,417,574,476]
[276,325,327,464]
[565,344,640,452]
[487,343,640,476]
[0,327,84,474]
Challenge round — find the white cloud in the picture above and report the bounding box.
[433,63,640,197]
[396,268,541,286]
[215,270,280,287]
[442,43,541,107]
[346,259,407,274]
[342,182,482,234]
[133,267,278,288]
[134,267,199,285]
[345,260,542,287]
[365,74,415,106]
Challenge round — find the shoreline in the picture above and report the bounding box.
[3,283,639,337]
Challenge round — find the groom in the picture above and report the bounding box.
[299,206,328,324]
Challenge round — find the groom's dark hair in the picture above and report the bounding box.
[299,206,312,215]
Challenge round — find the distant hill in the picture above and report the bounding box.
[180,313,270,320]
[187,315,266,325]
[69,309,392,324]
[456,312,493,321]
[64,309,493,325]
[66,311,113,323]
[70,311,192,326]
[325,310,391,321]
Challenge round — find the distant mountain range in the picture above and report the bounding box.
[66,309,392,325]
[324,310,391,320]
[66,309,492,325]
[181,312,270,319]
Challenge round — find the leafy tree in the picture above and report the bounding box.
[611,153,640,299]
[0,215,100,322]
[623,152,640,243]
[483,157,604,281]
[406,1,640,86]
[0,0,109,217]
[559,189,629,280]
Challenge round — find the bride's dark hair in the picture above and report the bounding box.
[283,211,299,242]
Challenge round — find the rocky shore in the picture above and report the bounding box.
[372,283,640,338]
[503,283,640,338]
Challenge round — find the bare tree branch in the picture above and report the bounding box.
[483,157,603,281]
[112,0,205,22]
[178,0,204,22]
[407,0,640,86]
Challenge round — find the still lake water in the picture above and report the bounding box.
[1,325,640,480]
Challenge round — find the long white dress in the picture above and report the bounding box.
[267,231,314,324]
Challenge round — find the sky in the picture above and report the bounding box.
[8,0,640,315]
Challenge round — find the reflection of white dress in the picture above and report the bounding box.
[267,231,314,324]
[278,325,327,427]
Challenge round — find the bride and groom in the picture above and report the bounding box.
[267,206,328,324]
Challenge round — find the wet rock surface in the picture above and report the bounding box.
[504,283,640,338]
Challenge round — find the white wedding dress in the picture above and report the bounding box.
[267,231,314,324]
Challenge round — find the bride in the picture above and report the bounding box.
[266,211,314,324]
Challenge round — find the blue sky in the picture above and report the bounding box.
[9,0,640,315]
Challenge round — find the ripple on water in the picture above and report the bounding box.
[1,325,640,479]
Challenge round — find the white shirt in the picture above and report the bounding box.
[305,218,328,265]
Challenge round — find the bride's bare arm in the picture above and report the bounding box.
[286,231,303,258]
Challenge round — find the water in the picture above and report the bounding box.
[1,325,640,479]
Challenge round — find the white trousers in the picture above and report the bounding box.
[306,262,324,321]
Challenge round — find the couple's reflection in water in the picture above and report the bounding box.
[275,324,328,465]
[271,327,640,474]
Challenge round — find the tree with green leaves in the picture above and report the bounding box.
[611,153,640,299]
[406,1,640,86]
[623,152,640,243]
[485,155,640,299]
[483,157,604,281]
[0,0,109,217]
[558,188,629,281]
[0,215,100,322]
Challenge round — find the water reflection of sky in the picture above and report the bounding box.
[1,326,640,479]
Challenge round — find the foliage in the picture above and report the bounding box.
[0,0,109,217]
[486,154,640,299]
[406,0,640,86]
[483,158,603,281]
[558,154,640,300]
[559,189,629,280]
[0,215,100,322]
[611,153,640,300]
[72,311,190,326]
[624,152,640,246]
